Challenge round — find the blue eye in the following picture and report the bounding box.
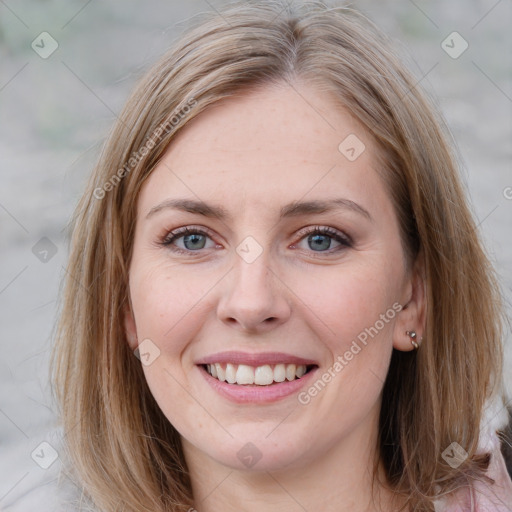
[160,225,352,255]
[161,227,216,253]
[293,226,352,253]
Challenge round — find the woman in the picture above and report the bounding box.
[51,1,512,510]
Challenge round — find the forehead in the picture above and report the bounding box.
[137,82,392,222]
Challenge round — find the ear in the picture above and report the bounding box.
[393,253,427,352]
[123,299,138,351]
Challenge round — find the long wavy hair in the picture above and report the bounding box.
[51,1,505,510]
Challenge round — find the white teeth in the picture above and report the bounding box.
[236,364,254,385]
[273,364,286,382]
[225,363,237,384]
[215,363,226,382]
[254,365,274,385]
[205,363,309,385]
[286,364,297,381]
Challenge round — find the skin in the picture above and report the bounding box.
[124,80,425,512]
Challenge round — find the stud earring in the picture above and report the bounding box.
[406,330,421,350]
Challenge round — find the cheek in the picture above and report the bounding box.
[285,258,402,351]
[284,258,401,417]
[290,265,398,432]
[129,260,220,352]
[142,363,215,445]
[129,262,222,438]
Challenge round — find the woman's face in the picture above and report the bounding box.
[124,81,423,473]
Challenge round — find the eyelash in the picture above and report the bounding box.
[159,225,353,257]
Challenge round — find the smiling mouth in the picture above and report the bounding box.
[202,363,317,386]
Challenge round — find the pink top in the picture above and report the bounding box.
[436,428,512,511]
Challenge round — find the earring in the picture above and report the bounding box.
[406,330,421,350]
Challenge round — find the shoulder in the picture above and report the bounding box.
[435,396,512,512]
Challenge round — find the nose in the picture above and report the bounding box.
[216,253,292,334]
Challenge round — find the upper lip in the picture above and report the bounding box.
[195,351,318,367]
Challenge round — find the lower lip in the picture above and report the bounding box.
[198,365,319,404]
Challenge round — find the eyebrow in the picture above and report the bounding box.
[145,197,372,222]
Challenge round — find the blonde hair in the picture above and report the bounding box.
[51,1,505,511]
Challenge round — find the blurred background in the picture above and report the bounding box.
[0,0,511,510]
